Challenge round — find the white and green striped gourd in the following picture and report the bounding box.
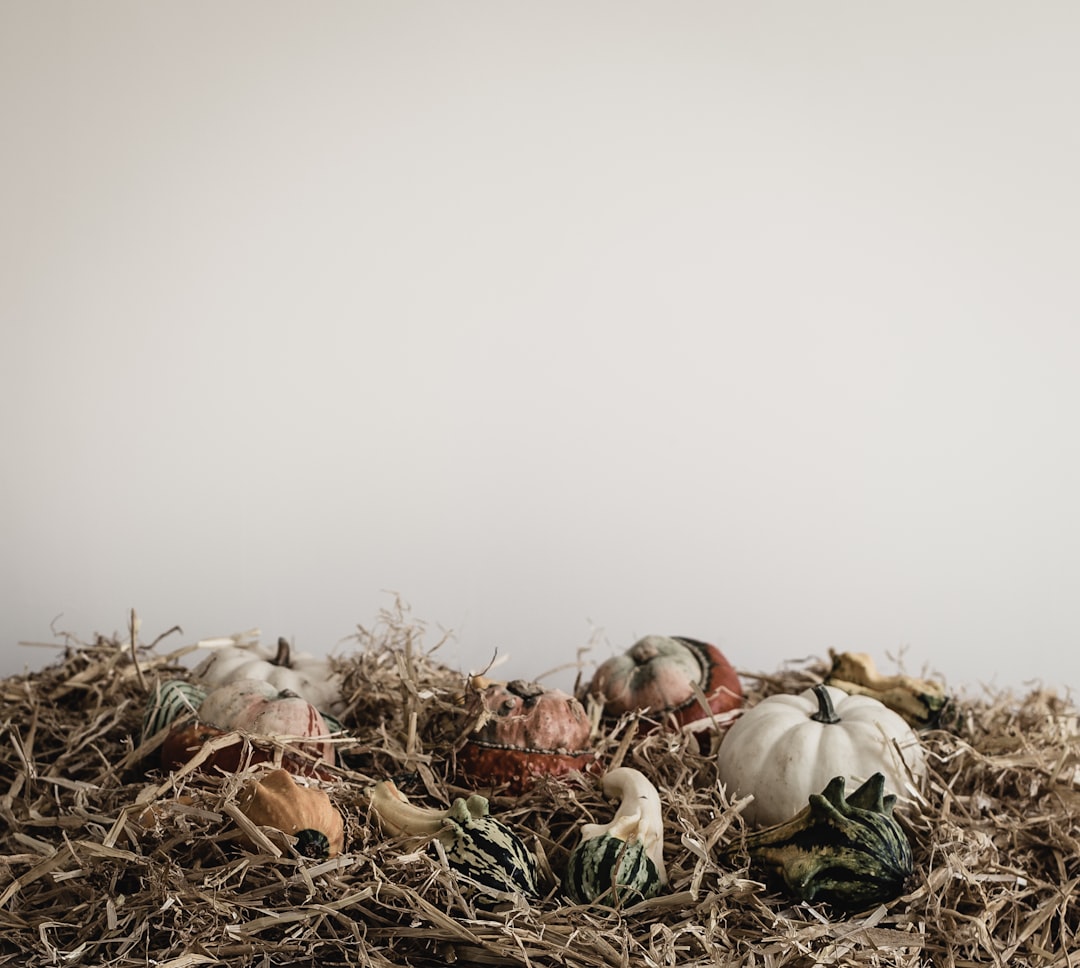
[565,767,667,906]
[141,679,207,743]
[370,780,540,900]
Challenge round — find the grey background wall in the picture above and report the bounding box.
[3,3,1079,696]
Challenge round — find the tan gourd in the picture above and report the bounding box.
[239,768,345,858]
[825,650,949,728]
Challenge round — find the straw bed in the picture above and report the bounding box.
[1,607,1077,966]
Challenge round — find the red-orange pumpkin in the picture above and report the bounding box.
[587,635,743,729]
[456,679,597,794]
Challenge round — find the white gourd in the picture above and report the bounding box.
[193,634,346,714]
[716,684,925,828]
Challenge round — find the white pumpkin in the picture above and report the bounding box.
[716,684,925,828]
[193,635,346,714]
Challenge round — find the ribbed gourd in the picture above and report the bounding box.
[716,684,925,828]
[587,635,743,730]
[158,678,337,777]
[370,780,540,900]
[564,767,667,907]
[722,772,914,914]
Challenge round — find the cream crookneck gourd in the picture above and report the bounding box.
[716,684,926,828]
[369,780,540,899]
[565,767,667,906]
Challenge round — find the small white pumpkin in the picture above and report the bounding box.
[193,635,346,714]
[716,684,925,828]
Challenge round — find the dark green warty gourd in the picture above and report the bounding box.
[722,772,914,913]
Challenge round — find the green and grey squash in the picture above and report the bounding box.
[370,780,539,899]
[141,679,207,743]
[564,767,667,907]
[722,771,914,913]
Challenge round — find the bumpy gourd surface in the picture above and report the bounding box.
[440,796,540,899]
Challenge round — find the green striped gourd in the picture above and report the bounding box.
[565,767,667,906]
[722,772,913,913]
[370,780,539,900]
[141,680,207,743]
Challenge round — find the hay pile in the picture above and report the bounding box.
[1,607,1078,967]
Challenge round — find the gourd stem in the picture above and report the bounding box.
[809,684,842,725]
[274,637,292,668]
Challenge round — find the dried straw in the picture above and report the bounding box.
[1,605,1077,966]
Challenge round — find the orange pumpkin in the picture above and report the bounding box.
[238,768,345,858]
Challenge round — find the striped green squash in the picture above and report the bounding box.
[439,795,540,899]
[563,767,667,907]
[141,680,207,743]
[565,832,663,906]
[723,772,914,913]
[370,782,540,900]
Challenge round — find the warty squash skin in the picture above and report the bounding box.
[456,679,597,794]
[587,635,743,729]
[722,772,914,914]
[239,768,345,859]
[716,684,925,828]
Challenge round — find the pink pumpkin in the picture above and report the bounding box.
[587,635,743,729]
[160,678,335,776]
[456,679,597,794]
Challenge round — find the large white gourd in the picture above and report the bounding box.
[716,684,925,828]
[193,634,345,714]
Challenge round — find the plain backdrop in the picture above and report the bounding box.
[3,3,1079,698]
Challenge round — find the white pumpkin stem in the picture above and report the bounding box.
[587,767,667,885]
[273,637,293,668]
[370,780,448,838]
[809,684,842,725]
